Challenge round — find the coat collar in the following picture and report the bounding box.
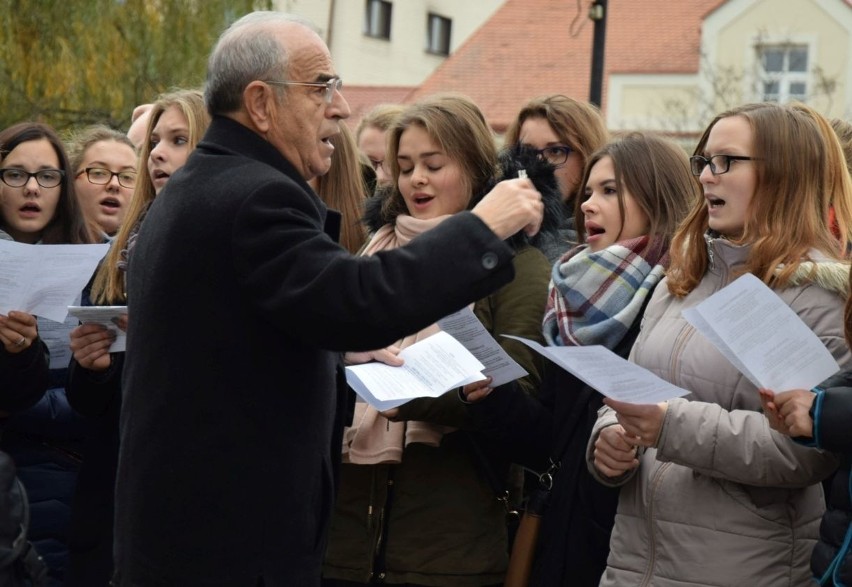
[198,116,315,196]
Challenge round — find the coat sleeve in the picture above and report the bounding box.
[232,181,516,352]
[0,338,50,412]
[811,370,852,454]
[394,247,550,428]
[656,397,838,487]
[66,353,124,418]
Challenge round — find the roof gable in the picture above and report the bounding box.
[407,0,726,130]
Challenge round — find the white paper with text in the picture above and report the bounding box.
[437,307,527,387]
[504,335,689,404]
[345,331,486,411]
[682,273,839,391]
[0,240,110,322]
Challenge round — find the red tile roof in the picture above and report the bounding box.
[340,86,413,131]
[406,0,727,131]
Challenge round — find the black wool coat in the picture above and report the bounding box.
[467,299,647,587]
[113,116,517,587]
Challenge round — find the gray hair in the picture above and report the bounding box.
[204,11,319,116]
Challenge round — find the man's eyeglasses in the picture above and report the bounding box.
[78,167,137,189]
[263,77,343,104]
[0,168,65,189]
[532,145,573,167]
[690,154,760,176]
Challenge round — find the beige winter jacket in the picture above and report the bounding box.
[588,236,851,587]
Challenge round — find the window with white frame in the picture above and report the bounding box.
[758,44,809,103]
[364,0,392,40]
[426,13,452,56]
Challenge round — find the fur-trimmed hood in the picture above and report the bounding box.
[362,144,565,252]
[786,260,850,297]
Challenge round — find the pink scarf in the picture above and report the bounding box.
[343,214,459,465]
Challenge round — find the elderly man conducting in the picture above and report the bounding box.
[113,11,543,587]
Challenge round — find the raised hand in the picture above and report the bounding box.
[471,178,543,239]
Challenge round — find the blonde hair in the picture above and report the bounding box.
[313,123,369,253]
[91,89,211,303]
[355,103,405,143]
[667,102,852,297]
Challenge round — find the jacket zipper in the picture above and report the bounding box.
[639,461,673,587]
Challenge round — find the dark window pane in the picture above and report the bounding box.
[427,13,451,55]
[790,82,807,97]
[762,49,784,72]
[364,0,392,39]
[789,48,808,72]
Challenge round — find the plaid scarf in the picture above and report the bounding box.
[542,235,668,348]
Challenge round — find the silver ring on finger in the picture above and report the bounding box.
[14,336,27,347]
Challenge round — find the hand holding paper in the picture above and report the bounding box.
[345,331,486,411]
[67,306,128,355]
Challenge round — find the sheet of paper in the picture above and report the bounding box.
[682,273,839,391]
[345,331,487,411]
[0,240,110,322]
[67,306,128,353]
[437,307,528,387]
[504,335,690,404]
[38,314,77,369]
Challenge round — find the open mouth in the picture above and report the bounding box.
[152,170,169,181]
[100,197,121,210]
[585,222,605,237]
[20,203,41,213]
[707,196,725,209]
[413,195,434,206]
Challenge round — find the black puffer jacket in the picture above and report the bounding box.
[808,370,852,586]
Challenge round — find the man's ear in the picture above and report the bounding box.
[242,81,275,133]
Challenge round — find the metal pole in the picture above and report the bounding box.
[588,0,608,107]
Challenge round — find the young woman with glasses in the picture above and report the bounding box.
[69,126,137,241]
[504,95,608,261]
[589,103,852,585]
[0,121,95,586]
[64,89,211,586]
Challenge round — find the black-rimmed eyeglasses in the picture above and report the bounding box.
[0,168,65,189]
[532,145,573,167]
[690,154,760,176]
[78,167,137,188]
[263,77,343,104]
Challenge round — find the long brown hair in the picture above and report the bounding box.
[91,89,210,303]
[667,102,852,297]
[574,132,697,248]
[0,122,91,244]
[312,123,369,253]
[380,93,497,226]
